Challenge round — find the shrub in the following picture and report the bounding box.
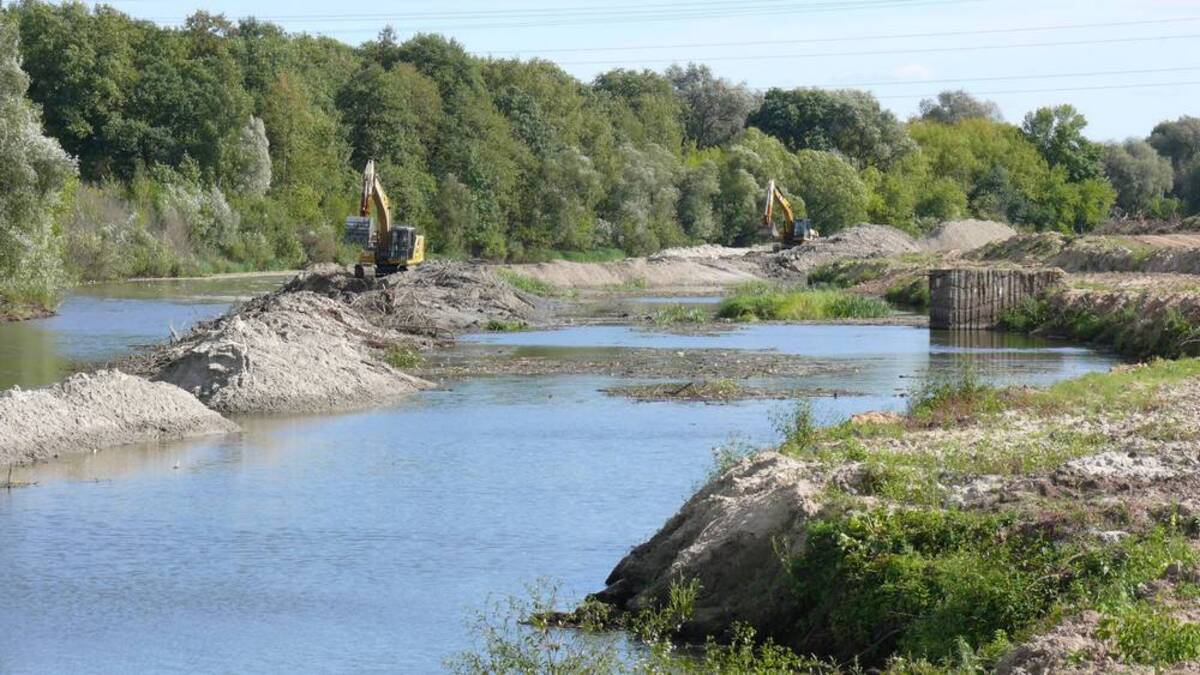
[384,344,423,369]
[884,276,930,309]
[718,288,892,321]
[497,270,559,296]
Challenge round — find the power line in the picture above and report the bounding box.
[551,33,1200,66]
[148,0,982,33]
[872,79,1200,100]
[142,0,946,23]
[478,16,1200,55]
[761,65,1200,90]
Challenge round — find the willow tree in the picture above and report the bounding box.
[0,18,76,316]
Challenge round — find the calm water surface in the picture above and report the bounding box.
[0,286,1119,673]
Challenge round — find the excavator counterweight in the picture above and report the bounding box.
[345,159,425,278]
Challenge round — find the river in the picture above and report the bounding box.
[0,279,1118,673]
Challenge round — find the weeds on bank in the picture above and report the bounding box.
[603,277,649,292]
[651,304,710,326]
[1000,295,1200,360]
[718,284,892,322]
[384,344,423,369]
[790,510,1198,670]
[497,270,560,297]
[808,259,892,288]
[485,319,529,332]
[906,370,1003,428]
[884,276,931,309]
[448,578,846,674]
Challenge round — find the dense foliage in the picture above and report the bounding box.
[0,1,1196,311]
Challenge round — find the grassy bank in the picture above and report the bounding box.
[455,359,1200,673]
[718,282,893,321]
[999,292,1200,360]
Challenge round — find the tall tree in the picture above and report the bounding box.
[1021,105,1104,182]
[918,90,1003,124]
[0,16,76,311]
[747,88,914,168]
[666,63,757,149]
[1103,140,1175,216]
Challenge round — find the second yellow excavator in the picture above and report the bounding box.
[344,159,425,278]
[762,179,817,250]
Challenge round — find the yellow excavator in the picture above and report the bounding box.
[762,179,817,250]
[345,159,425,278]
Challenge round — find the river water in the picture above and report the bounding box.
[0,281,1118,673]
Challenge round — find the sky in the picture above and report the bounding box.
[82,0,1200,140]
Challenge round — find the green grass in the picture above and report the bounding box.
[383,344,423,369]
[651,304,710,326]
[484,319,529,332]
[884,276,930,309]
[1100,605,1200,666]
[496,270,560,297]
[790,510,1197,668]
[807,259,892,288]
[1000,290,1200,360]
[718,285,892,322]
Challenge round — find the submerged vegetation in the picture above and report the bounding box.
[718,283,892,322]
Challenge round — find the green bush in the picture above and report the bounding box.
[791,511,1197,667]
[884,276,930,308]
[496,270,559,297]
[718,287,892,321]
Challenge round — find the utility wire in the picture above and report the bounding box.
[479,16,1200,54]
[551,33,1200,66]
[782,65,1200,90]
[148,0,982,33]
[143,0,943,23]
[872,79,1200,99]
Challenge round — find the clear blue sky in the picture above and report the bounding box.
[87,0,1200,140]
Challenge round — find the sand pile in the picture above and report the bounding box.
[150,291,432,415]
[0,371,238,467]
[771,224,920,274]
[651,244,761,260]
[288,262,546,337]
[920,219,1016,252]
[501,257,763,291]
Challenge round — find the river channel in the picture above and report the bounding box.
[0,278,1118,673]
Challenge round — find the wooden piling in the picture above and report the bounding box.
[928,267,1065,330]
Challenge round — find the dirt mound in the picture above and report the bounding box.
[920,219,1017,252]
[288,261,546,337]
[651,244,761,260]
[502,257,763,291]
[771,224,920,274]
[149,290,433,415]
[1094,216,1200,236]
[592,452,824,644]
[0,371,238,467]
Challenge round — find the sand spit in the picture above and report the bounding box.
[0,370,238,467]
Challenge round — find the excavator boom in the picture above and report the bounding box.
[761,179,814,250]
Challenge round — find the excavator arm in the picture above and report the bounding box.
[762,179,813,249]
[359,160,392,241]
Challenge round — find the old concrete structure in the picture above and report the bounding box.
[929,267,1065,330]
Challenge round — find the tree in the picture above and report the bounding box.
[593,68,684,150]
[1147,116,1200,171]
[1102,140,1175,216]
[1021,105,1103,182]
[792,150,869,234]
[747,88,914,168]
[677,159,720,239]
[666,63,757,148]
[918,90,1002,124]
[222,116,271,197]
[0,16,77,311]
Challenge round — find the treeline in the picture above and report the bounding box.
[1,1,1199,314]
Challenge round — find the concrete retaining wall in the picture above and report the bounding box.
[929,267,1065,330]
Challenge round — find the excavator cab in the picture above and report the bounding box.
[345,160,426,279]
